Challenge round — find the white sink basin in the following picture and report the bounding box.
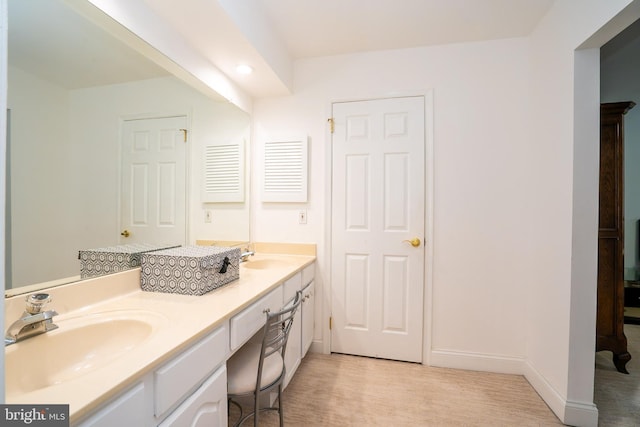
[241,259,291,270]
[5,310,167,396]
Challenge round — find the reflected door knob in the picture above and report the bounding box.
[403,238,421,247]
[121,229,130,238]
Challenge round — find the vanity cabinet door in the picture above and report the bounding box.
[283,270,310,388]
[282,271,302,302]
[154,324,229,420]
[302,263,315,288]
[77,383,146,427]
[283,293,302,388]
[301,263,315,358]
[302,280,315,357]
[158,365,227,427]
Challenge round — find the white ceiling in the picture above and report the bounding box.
[8,0,169,90]
[256,0,556,59]
[8,0,556,100]
[155,0,556,98]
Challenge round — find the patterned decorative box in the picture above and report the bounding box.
[79,243,180,279]
[140,245,240,296]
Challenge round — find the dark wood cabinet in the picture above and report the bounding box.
[597,101,635,374]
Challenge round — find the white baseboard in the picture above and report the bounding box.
[522,361,567,421]
[564,401,599,427]
[429,349,599,427]
[308,340,325,354]
[523,361,598,427]
[428,348,526,374]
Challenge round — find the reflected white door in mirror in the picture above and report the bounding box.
[120,116,187,246]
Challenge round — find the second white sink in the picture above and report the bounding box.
[241,259,291,270]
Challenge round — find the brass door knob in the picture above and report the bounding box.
[121,229,131,238]
[403,238,421,247]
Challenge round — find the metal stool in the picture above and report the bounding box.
[227,290,302,426]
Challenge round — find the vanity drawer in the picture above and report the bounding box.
[283,272,302,303]
[229,286,283,351]
[154,323,229,419]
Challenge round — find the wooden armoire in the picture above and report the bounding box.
[597,101,635,374]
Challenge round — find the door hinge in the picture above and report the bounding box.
[329,316,333,330]
[327,118,335,134]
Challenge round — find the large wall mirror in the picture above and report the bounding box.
[6,0,251,295]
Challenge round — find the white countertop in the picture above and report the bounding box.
[4,252,315,423]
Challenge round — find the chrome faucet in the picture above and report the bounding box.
[240,249,255,262]
[5,293,59,346]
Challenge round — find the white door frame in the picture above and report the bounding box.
[117,112,191,247]
[323,90,435,365]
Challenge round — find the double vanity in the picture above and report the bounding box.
[4,244,316,426]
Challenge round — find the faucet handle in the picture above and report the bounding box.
[25,293,52,314]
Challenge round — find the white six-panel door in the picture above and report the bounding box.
[331,96,425,362]
[120,116,187,246]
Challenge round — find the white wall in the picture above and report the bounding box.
[8,66,73,287]
[8,73,250,289]
[527,0,638,425]
[252,37,532,364]
[252,2,640,425]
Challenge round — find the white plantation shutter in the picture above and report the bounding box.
[261,136,308,202]
[202,140,245,202]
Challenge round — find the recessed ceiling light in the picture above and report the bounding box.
[236,64,253,75]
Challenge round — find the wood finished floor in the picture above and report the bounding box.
[594,323,640,426]
[229,353,563,426]
[229,325,640,426]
